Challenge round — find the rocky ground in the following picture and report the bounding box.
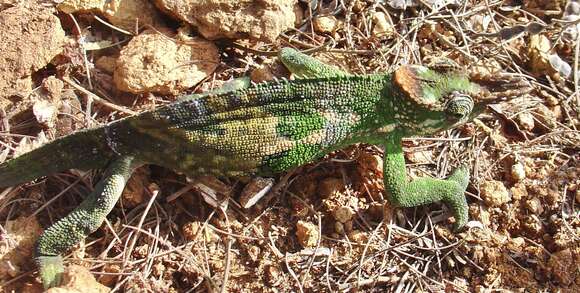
[0,0,578,292]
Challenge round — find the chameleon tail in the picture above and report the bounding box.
[0,128,115,187]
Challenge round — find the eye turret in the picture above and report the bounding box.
[445,91,473,122]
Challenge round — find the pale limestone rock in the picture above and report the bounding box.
[154,0,298,42]
[57,0,165,32]
[114,30,219,94]
[0,6,66,112]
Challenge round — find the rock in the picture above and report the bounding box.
[0,6,66,112]
[480,180,510,207]
[250,66,276,83]
[296,220,318,248]
[57,0,165,32]
[366,202,384,221]
[265,264,282,286]
[358,152,383,172]
[545,95,559,106]
[191,176,230,210]
[42,77,65,100]
[333,206,354,223]
[510,162,526,181]
[347,230,367,244]
[154,0,298,42]
[517,112,535,131]
[32,76,65,128]
[182,221,219,243]
[532,104,557,130]
[527,34,551,75]
[0,217,43,281]
[239,177,274,209]
[522,215,543,235]
[343,220,353,232]
[98,264,121,287]
[406,149,433,164]
[372,12,394,37]
[290,197,309,218]
[525,197,544,214]
[334,221,344,234]
[46,265,110,293]
[32,100,58,128]
[250,61,288,83]
[509,237,525,250]
[510,183,528,200]
[313,16,339,34]
[114,30,219,94]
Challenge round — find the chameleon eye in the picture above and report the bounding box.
[445,91,474,121]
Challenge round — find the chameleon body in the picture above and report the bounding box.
[0,48,528,287]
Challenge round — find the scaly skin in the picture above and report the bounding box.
[0,48,530,288]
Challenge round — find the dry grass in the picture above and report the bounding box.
[1,0,579,292]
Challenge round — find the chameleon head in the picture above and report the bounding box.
[391,65,530,135]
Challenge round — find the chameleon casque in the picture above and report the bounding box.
[0,48,529,287]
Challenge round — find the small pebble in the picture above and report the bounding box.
[511,162,526,181]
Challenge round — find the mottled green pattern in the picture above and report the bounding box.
[105,75,390,177]
[0,48,529,288]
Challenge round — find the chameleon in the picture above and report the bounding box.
[0,48,529,288]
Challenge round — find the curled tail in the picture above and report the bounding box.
[0,128,115,187]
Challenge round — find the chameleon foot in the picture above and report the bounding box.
[36,255,64,288]
[383,135,470,230]
[442,165,470,230]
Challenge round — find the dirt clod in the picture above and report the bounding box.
[114,30,219,95]
[46,265,110,293]
[313,16,340,34]
[480,180,511,207]
[333,206,354,223]
[57,0,165,32]
[0,6,66,114]
[0,217,42,285]
[154,0,298,42]
[296,220,318,248]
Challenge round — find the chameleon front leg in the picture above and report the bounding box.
[177,76,252,102]
[35,155,138,288]
[278,47,349,78]
[178,47,342,104]
[382,134,469,230]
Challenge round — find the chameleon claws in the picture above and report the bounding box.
[36,255,64,288]
[447,165,470,190]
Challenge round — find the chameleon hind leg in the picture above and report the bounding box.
[35,155,138,288]
[382,134,469,230]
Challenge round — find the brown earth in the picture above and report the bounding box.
[0,0,578,292]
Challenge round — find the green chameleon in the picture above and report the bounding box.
[0,48,529,287]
